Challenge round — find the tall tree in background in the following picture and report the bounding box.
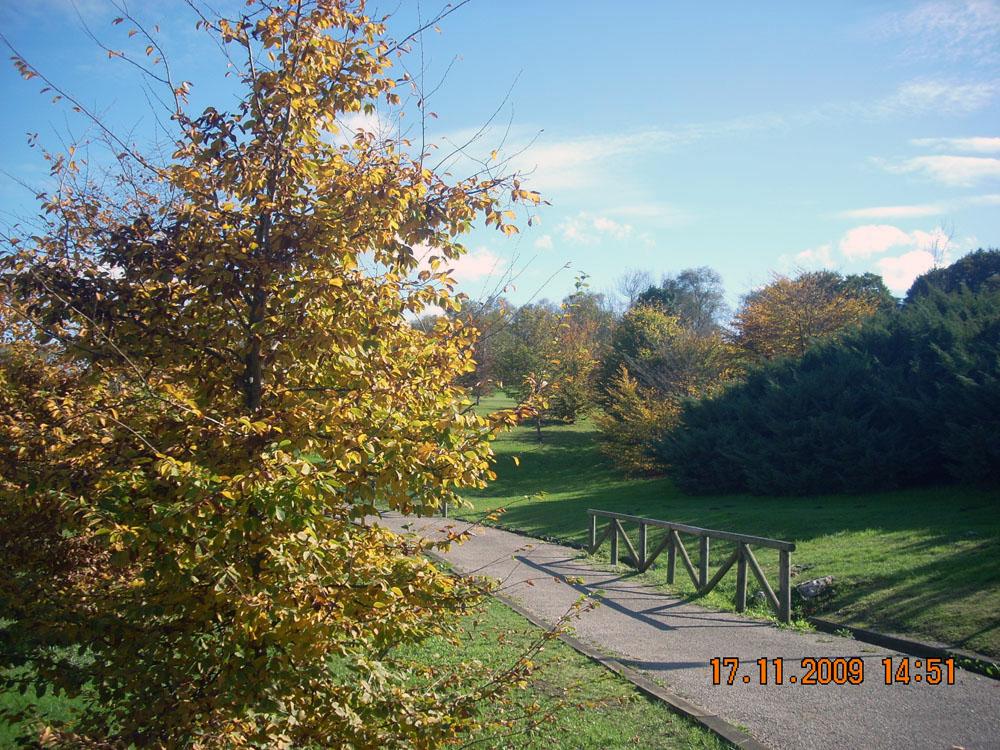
[546,281,614,422]
[612,268,654,312]
[635,266,729,335]
[1,2,545,746]
[732,271,884,362]
[594,304,737,474]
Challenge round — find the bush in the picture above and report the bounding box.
[660,284,1000,495]
[595,368,680,475]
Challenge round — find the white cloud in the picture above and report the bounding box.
[880,155,1000,186]
[558,212,636,244]
[910,136,1000,153]
[447,247,505,282]
[411,244,504,285]
[839,203,945,219]
[533,234,553,250]
[839,223,963,261]
[840,225,916,258]
[874,0,1000,63]
[877,250,937,292]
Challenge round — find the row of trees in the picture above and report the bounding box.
[449,266,895,478]
[461,250,997,495]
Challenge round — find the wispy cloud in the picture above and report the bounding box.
[510,116,786,192]
[874,0,1000,64]
[515,132,674,191]
[606,202,693,226]
[967,193,1000,204]
[838,203,945,219]
[839,193,1000,217]
[863,80,999,118]
[779,244,836,270]
[878,155,1000,186]
[910,136,1000,153]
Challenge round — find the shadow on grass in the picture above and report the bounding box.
[462,410,1000,654]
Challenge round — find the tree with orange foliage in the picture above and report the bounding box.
[732,271,887,362]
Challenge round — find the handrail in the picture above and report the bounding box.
[587,509,795,551]
[586,509,795,623]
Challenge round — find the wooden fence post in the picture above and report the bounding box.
[589,513,597,552]
[609,521,619,566]
[666,533,676,584]
[779,548,791,624]
[735,544,748,612]
[638,523,647,570]
[698,536,710,591]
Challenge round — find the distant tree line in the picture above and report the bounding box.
[424,249,999,495]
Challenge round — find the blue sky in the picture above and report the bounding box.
[2,1,999,307]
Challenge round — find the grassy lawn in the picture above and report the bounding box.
[459,395,1000,657]
[0,599,724,749]
[400,597,725,749]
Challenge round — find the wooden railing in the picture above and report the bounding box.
[587,509,796,624]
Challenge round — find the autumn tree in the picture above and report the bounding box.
[732,271,884,362]
[0,2,546,746]
[546,282,614,422]
[594,304,737,474]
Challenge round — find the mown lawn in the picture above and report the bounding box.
[459,395,1000,657]
[0,599,724,749]
[399,597,725,749]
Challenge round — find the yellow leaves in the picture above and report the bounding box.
[2,0,546,743]
[511,455,520,467]
[734,272,880,361]
[12,57,37,80]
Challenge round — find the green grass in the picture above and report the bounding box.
[458,395,1000,657]
[0,599,724,749]
[401,597,726,749]
[0,658,87,747]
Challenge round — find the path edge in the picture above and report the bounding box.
[807,617,1000,680]
[494,592,770,750]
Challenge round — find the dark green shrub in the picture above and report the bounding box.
[659,283,1000,495]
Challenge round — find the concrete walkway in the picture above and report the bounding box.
[376,513,1000,750]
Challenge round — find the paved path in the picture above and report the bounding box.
[376,513,1000,750]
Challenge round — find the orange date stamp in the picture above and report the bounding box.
[710,656,956,686]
